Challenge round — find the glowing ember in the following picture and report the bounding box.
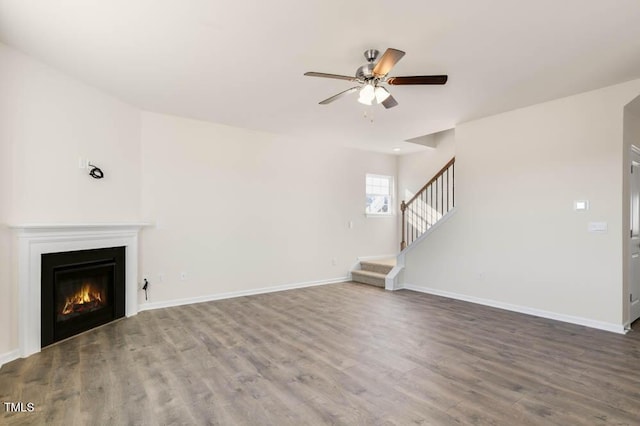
[61,283,104,316]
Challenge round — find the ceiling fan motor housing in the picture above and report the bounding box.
[356,63,375,80]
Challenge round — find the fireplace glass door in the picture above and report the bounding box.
[41,246,125,347]
[55,264,113,323]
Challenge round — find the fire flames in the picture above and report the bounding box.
[61,283,104,316]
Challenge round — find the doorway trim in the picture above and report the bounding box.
[629,145,640,326]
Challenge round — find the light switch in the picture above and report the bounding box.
[588,222,607,232]
[575,200,589,211]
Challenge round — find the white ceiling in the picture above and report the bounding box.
[2,0,640,154]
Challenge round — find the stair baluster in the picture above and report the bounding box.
[400,157,455,250]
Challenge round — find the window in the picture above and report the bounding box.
[366,174,393,216]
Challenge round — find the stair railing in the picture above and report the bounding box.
[400,157,455,250]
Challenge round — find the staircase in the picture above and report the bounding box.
[351,157,455,289]
[351,258,396,288]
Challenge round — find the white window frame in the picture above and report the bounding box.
[365,173,394,217]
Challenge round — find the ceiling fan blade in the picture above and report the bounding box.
[319,87,360,105]
[372,48,406,77]
[304,72,357,82]
[386,75,448,85]
[382,95,398,109]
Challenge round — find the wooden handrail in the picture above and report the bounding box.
[400,157,455,250]
[405,157,455,207]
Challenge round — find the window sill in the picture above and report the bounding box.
[365,213,395,218]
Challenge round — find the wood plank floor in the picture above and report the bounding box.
[2,282,640,425]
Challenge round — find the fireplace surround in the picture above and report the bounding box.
[12,223,146,357]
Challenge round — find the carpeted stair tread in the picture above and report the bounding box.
[359,259,395,275]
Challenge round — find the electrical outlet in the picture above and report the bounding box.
[180,272,187,281]
[158,273,164,283]
[331,257,337,266]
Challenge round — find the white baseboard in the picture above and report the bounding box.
[139,276,349,312]
[0,349,20,369]
[402,283,627,334]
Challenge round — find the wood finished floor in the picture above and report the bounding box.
[2,282,640,425]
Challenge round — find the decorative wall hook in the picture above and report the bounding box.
[88,163,104,179]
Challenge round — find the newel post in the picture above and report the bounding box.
[400,200,407,250]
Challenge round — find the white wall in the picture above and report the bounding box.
[0,43,142,356]
[139,112,397,305]
[0,44,142,224]
[0,85,13,356]
[403,79,640,330]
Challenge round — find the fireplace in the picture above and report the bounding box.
[41,246,126,347]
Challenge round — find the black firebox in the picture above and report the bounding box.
[41,247,125,347]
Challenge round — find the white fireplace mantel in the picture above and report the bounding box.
[11,223,150,357]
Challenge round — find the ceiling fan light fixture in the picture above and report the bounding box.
[357,95,373,105]
[375,86,391,103]
[358,83,375,105]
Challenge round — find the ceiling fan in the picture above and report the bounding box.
[304,48,447,109]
